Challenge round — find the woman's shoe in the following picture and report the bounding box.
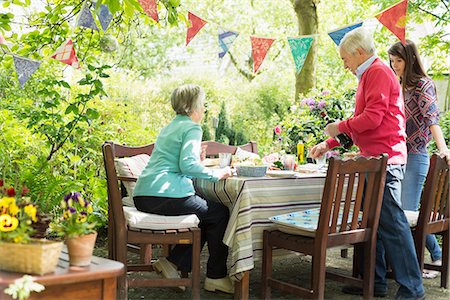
[153,258,186,292]
[204,277,234,294]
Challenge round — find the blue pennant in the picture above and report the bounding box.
[218,28,239,58]
[76,3,99,31]
[328,22,363,46]
[13,55,42,88]
[98,4,113,31]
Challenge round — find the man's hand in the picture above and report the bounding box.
[309,141,330,159]
[325,122,340,138]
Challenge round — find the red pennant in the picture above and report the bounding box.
[51,39,80,69]
[186,12,207,46]
[139,0,158,22]
[251,36,275,73]
[376,0,408,44]
[0,34,5,45]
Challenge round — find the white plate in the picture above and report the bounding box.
[266,170,297,178]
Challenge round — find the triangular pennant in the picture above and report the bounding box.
[76,2,99,31]
[13,55,42,88]
[375,0,408,44]
[186,12,207,46]
[328,22,363,46]
[250,36,275,73]
[218,28,239,58]
[51,39,80,69]
[138,0,158,22]
[0,34,5,45]
[98,4,113,31]
[287,37,314,74]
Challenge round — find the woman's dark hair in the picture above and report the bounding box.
[388,40,428,90]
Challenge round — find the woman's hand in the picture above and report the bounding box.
[309,141,330,159]
[217,166,233,180]
[200,144,208,161]
[439,148,450,166]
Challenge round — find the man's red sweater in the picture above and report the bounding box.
[327,58,407,165]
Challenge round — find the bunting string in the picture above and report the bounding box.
[2,0,409,88]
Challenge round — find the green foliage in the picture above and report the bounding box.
[275,88,356,155]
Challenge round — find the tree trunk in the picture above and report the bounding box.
[291,0,319,99]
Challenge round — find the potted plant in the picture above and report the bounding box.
[0,181,63,275]
[51,192,97,266]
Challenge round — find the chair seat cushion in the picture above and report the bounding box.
[123,206,200,230]
[404,210,419,227]
[269,208,361,237]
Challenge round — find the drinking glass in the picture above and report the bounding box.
[219,153,232,168]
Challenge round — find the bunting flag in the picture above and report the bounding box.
[375,0,408,44]
[0,34,5,45]
[138,0,158,22]
[218,28,239,58]
[328,22,363,46]
[287,37,314,74]
[250,36,275,73]
[51,39,80,69]
[186,12,207,46]
[13,55,42,88]
[98,4,113,31]
[76,3,99,31]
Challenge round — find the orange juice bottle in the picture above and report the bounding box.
[297,141,305,164]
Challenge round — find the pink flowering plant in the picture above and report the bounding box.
[275,88,355,155]
[51,192,96,238]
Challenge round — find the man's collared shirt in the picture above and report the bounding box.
[356,55,377,80]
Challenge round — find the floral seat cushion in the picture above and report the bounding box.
[269,207,362,237]
[123,206,200,230]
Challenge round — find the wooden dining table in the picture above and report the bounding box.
[194,171,327,299]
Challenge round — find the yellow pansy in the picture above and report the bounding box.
[9,203,19,216]
[24,204,37,222]
[0,214,19,232]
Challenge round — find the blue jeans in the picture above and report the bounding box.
[375,165,425,298]
[134,194,230,278]
[402,152,442,261]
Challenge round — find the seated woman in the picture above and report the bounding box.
[133,84,234,294]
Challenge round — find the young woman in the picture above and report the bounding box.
[133,84,234,293]
[388,40,450,278]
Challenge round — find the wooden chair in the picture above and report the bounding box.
[202,141,258,158]
[102,141,201,299]
[405,154,449,288]
[262,155,388,300]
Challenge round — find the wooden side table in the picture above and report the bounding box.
[0,249,124,300]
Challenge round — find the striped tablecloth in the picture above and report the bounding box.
[194,173,326,279]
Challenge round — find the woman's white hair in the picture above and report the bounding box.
[339,27,376,55]
[170,84,205,116]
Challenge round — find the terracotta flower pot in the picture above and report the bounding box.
[66,232,97,266]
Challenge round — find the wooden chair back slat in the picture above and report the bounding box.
[330,174,346,233]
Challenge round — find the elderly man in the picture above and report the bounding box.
[310,28,425,299]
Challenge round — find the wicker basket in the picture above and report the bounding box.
[0,239,63,275]
[235,165,268,177]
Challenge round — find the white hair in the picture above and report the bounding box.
[339,27,376,55]
[170,84,205,116]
